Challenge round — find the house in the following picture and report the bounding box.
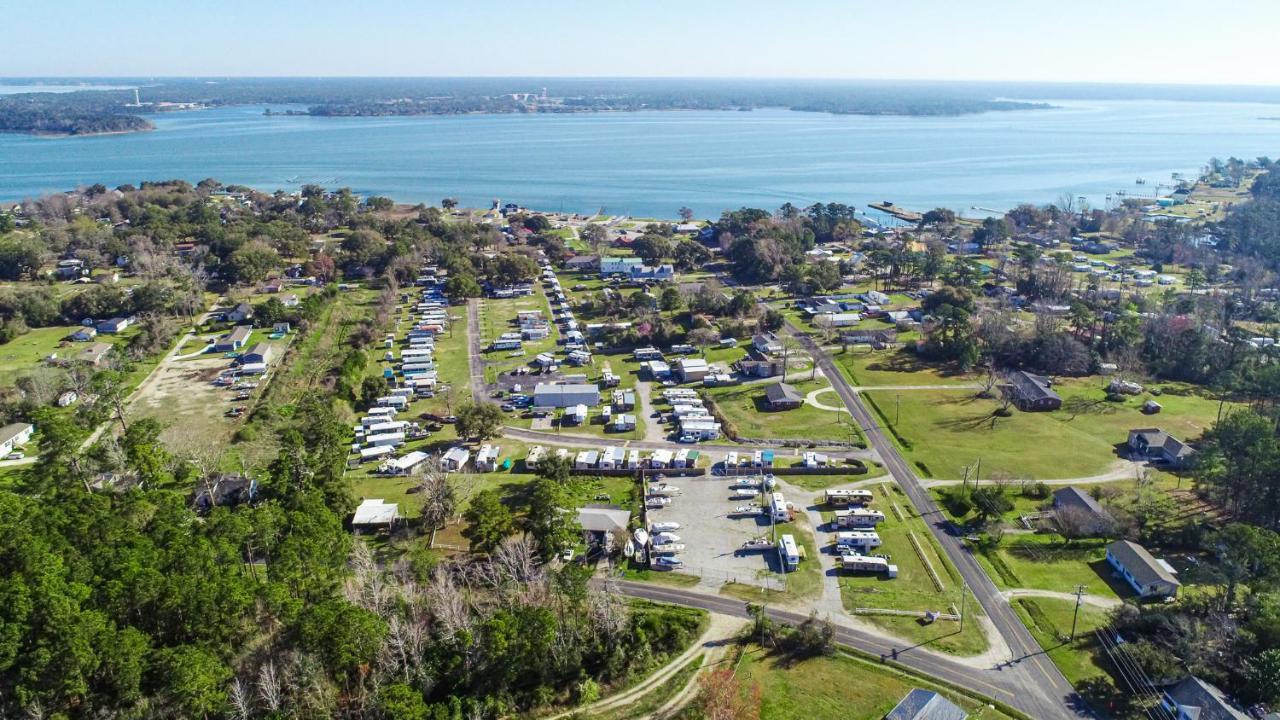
[814,312,862,328]
[1127,428,1195,468]
[240,342,275,366]
[533,382,600,408]
[675,357,709,382]
[96,317,130,334]
[645,360,671,380]
[600,256,643,276]
[77,342,114,366]
[735,359,785,378]
[0,423,34,455]
[1160,676,1250,720]
[600,446,626,469]
[190,474,259,513]
[841,328,897,347]
[611,414,637,432]
[69,327,97,342]
[564,404,589,425]
[634,346,664,362]
[577,505,631,550]
[273,322,291,334]
[753,332,784,355]
[351,499,400,532]
[678,419,721,440]
[226,302,253,323]
[1106,540,1181,598]
[564,255,599,271]
[1051,486,1114,535]
[574,450,599,469]
[280,293,300,308]
[763,382,803,411]
[54,258,84,279]
[441,446,471,472]
[1001,370,1062,412]
[884,689,968,720]
[214,325,252,353]
[474,444,501,472]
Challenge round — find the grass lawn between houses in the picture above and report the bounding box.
[733,645,1021,720]
[1011,597,1115,695]
[862,377,1231,480]
[702,377,865,445]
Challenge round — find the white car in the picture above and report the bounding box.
[5,452,24,461]
[678,435,697,444]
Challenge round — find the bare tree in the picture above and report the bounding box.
[228,677,254,720]
[416,462,457,548]
[257,661,284,715]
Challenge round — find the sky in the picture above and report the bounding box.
[4,0,1280,85]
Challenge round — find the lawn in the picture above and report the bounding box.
[703,378,864,445]
[831,346,978,388]
[1011,597,1115,691]
[864,377,1231,480]
[836,484,991,656]
[733,646,1019,720]
[976,535,1130,600]
[0,324,150,385]
[780,470,881,492]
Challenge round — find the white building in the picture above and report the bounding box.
[441,446,471,471]
[475,444,502,472]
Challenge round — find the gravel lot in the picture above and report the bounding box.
[645,473,791,590]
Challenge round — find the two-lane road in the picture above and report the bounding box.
[788,327,1092,720]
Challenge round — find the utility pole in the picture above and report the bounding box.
[974,457,982,486]
[1070,584,1087,641]
[959,581,969,633]
[895,394,901,426]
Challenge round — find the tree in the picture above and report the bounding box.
[340,229,385,268]
[298,598,388,678]
[463,489,516,553]
[155,646,232,718]
[444,274,481,301]
[442,197,458,210]
[672,239,711,271]
[579,223,607,253]
[678,206,695,222]
[418,466,456,547]
[223,242,280,284]
[920,207,957,227]
[971,487,1013,522]
[659,287,683,312]
[1248,648,1280,705]
[631,234,673,265]
[455,402,504,441]
[1208,523,1280,610]
[525,477,580,558]
[694,667,761,720]
[122,417,172,486]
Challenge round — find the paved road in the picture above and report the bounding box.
[787,326,1091,720]
[610,580,1070,718]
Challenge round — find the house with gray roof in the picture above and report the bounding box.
[1128,428,1195,468]
[1002,370,1062,411]
[1106,540,1181,598]
[1052,486,1114,536]
[763,382,803,411]
[1160,676,1250,720]
[884,688,968,720]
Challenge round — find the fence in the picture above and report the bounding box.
[717,463,868,478]
[853,607,960,622]
[907,530,947,592]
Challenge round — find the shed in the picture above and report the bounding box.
[352,499,400,531]
[763,382,803,411]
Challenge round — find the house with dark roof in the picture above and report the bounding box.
[563,255,598,271]
[1052,486,1114,536]
[214,325,252,353]
[1001,370,1062,412]
[226,302,253,323]
[763,382,803,411]
[735,359,785,378]
[77,341,114,366]
[1160,676,1250,720]
[1106,540,1181,598]
[190,474,258,514]
[884,688,968,720]
[240,342,275,366]
[1128,428,1195,468]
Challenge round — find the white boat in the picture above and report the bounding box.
[729,479,759,490]
[740,537,774,551]
[650,521,680,532]
[648,483,680,495]
[729,504,761,516]
[651,543,685,554]
[633,528,650,547]
[653,532,682,544]
[646,497,672,508]
[654,557,684,569]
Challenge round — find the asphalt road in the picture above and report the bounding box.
[611,579,1075,718]
[788,328,1093,720]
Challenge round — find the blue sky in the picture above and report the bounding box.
[4,0,1279,84]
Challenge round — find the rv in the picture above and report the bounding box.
[779,534,801,571]
[825,488,874,506]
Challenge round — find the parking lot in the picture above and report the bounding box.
[645,472,796,590]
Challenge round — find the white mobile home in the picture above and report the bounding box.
[779,534,800,571]
[474,445,502,472]
[441,446,471,471]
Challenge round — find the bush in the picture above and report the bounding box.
[941,488,973,517]
[993,407,1013,417]
[1022,481,1050,500]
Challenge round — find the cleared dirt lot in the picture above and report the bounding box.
[127,355,240,452]
[646,473,790,591]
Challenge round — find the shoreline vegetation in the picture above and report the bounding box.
[0,77,1060,136]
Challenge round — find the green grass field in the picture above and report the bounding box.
[976,535,1130,600]
[864,378,1230,480]
[832,347,978,387]
[733,646,1018,720]
[1011,597,1115,690]
[703,378,864,445]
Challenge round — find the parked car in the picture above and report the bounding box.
[678,435,696,444]
[5,452,24,461]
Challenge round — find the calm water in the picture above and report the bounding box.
[2,100,1280,217]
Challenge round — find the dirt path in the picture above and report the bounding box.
[1000,588,1123,609]
[633,380,669,443]
[546,613,746,720]
[921,459,1146,487]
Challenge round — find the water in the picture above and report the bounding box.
[0,84,132,95]
[2,100,1279,217]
